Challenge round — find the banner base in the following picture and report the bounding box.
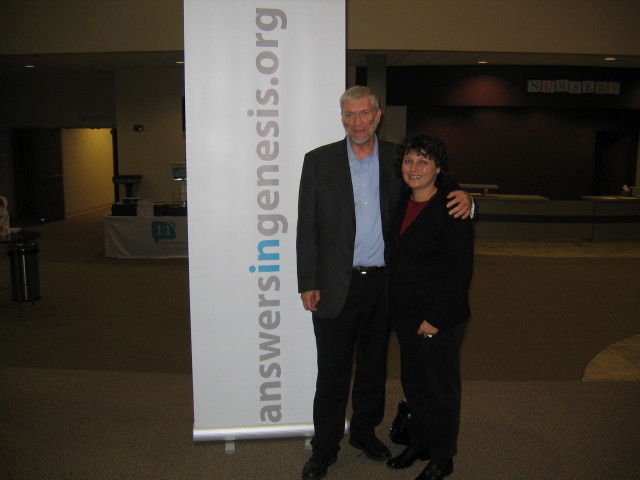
[193,423,315,442]
[193,420,350,442]
[224,441,236,454]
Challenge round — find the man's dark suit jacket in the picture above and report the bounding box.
[389,188,474,331]
[296,138,404,319]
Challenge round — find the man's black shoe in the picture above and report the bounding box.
[301,453,337,480]
[386,446,429,469]
[388,401,411,445]
[348,435,391,461]
[415,458,454,480]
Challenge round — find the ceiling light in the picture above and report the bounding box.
[176,60,184,64]
[24,65,35,68]
[477,60,488,64]
[604,57,616,61]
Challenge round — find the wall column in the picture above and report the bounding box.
[366,54,387,139]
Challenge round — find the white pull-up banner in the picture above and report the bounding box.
[184,0,345,440]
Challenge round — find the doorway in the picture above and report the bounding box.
[593,131,638,195]
[12,128,65,224]
[11,128,117,223]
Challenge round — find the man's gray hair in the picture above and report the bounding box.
[340,85,380,111]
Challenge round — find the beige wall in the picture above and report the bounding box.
[0,0,183,55]
[1,1,639,57]
[348,0,640,55]
[1,0,638,209]
[0,66,185,210]
[62,129,114,216]
[0,71,115,215]
[3,71,116,128]
[115,67,185,201]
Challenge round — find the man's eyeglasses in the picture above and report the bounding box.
[341,110,373,121]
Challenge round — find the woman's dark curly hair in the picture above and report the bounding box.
[396,133,451,189]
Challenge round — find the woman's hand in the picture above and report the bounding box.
[417,320,439,338]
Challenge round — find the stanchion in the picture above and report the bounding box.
[2,231,41,317]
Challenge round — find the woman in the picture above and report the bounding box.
[387,134,474,480]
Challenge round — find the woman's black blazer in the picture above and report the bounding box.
[388,188,474,331]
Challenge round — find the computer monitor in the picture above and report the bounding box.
[172,162,187,181]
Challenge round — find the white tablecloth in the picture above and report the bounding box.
[104,215,188,258]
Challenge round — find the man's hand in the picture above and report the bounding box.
[446,190,472,219]
[417,320,439,338]
[301,290,321,311]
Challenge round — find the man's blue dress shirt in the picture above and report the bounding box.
[347,137,385,267]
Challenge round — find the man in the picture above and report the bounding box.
[296,86,471,480]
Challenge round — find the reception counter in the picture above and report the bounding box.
[474,194,640,241]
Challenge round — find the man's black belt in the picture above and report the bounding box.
[352,265,386,275]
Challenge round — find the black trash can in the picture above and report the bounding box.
[8,239,41,303]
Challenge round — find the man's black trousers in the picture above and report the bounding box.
[311,269,389,456]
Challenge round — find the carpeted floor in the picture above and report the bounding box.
[0,209,639,479]
[1,369,638,480]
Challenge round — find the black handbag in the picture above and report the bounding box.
[388,401,411,445]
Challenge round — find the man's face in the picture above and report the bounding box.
[341,96,381,145]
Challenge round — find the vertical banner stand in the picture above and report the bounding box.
[184,0,346,447]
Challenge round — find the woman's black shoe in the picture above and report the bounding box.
[414,459,453,480]
[386,446,429,469]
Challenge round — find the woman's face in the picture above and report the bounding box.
[401,150,440,196]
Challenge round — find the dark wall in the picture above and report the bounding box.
[408,107,638,199]
[387,65,640,109]
[380,65,640,198]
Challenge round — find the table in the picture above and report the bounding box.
[104,215,188,258]
[460,183,499,194]
[1,231,41,316]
